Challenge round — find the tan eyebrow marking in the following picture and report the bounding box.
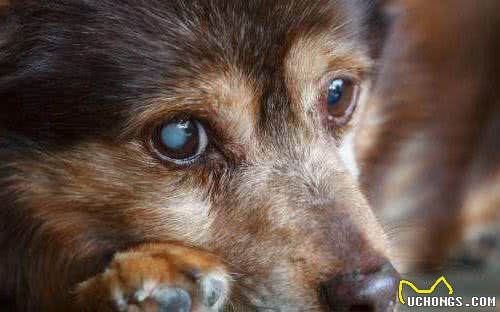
[209,68,259,144]
[123,67,258,146]
[284,34,372,115]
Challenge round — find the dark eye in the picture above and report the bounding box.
[325,78,358,125]
[151,118,208,164]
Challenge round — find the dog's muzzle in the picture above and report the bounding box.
[320,263,400,312]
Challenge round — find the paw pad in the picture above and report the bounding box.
[153,288,191,312]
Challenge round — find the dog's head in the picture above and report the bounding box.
[0,0,397,310]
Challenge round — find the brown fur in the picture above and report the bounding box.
[356,0,500,271]
[0,1,394,311]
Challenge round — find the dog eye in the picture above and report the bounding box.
[325,78,358,125]
[152,119,208,164]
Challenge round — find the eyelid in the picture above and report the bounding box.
[326,84,360,124]
[319,71,360,91]
[318,75,362,129]
[147,119,210,167]
[121,103,214,141]
[166,120,208,164]
[317,73,358,106]
[140,109,239,167]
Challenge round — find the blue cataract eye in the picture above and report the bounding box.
[161,121,193,150]
[156,119,208,162]
[327,78,344,107]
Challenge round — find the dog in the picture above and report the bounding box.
[0,0,399,311]
[356,0,500,271]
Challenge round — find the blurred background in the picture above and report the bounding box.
[355,1,500,311]
[0,0,498,311]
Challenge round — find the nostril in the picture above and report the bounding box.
[320,263,400,312]
[349,304,373,312]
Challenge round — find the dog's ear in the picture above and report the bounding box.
[365,0,397,59]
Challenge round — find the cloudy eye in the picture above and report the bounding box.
[325,78,359,125]
[151,118,208,164]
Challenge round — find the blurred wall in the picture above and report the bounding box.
[356,0,500,272]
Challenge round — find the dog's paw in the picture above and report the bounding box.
[76,243,231,312]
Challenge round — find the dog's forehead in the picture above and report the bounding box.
[0,0,375,145]
[128,0,371,141]
[160,0,368,77]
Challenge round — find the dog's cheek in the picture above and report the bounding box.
[129,188,214,245]
[13,141,214,247]
[338,131,359,179]
[92,143,217,245]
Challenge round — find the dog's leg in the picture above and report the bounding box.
[76,243,231,312]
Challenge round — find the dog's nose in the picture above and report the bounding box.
[320,263,400,312]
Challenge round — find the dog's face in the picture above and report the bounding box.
[1,0,396,310]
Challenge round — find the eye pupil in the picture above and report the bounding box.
[161,120,196,151]
[327,78,344,107]
[155,118,208,162]
[324,77,358,126]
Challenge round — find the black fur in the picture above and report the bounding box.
[0,1,385,310]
